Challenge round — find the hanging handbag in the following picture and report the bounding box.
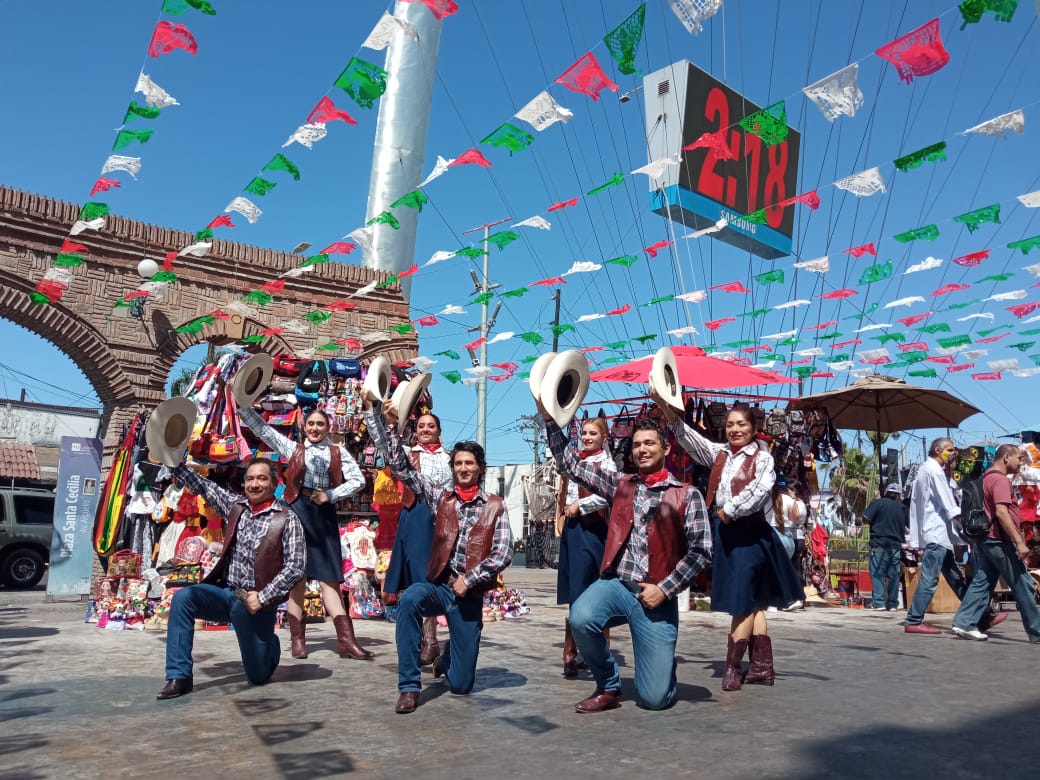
[328,357,362,378]
[273,353,309,377]
[610,405,636,440]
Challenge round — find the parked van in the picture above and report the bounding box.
[0,486,55,588]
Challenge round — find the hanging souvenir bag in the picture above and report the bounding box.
[610,405,636,440]
[273,353,309,377]
[295,360,328,405]
[328,357,362,378]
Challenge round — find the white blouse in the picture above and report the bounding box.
[410,444,453,488]
[564,449,613,515]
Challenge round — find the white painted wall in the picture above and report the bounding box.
[484,463,533,542]
[0,400,101,446]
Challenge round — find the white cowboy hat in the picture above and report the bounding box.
[146,396,198,467]
[362,355,393,403]
[649,347,683,412]
[528,351,557,401]
[231,352,273,408]
[540,350,590,429]
[390,372,432,433]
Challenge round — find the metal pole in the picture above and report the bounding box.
[550,288,562,352]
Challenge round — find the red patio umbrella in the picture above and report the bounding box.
[589,346,796,389]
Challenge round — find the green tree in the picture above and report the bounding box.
[829,447,877,522]
[167,342,220,397]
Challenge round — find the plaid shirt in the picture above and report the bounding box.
[174,465,305,608]
[240,408,364,502]
[364,408,513,588]
[410,444,453,489]
[545,418,711,598]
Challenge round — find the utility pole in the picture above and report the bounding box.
[517,415,543,465]
[549,288,562,352]
[462,216,510,452]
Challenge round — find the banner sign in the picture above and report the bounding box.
[46,437,102,598]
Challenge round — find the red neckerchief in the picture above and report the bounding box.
[418,442,442,454]
[455,485,480,502]
[249,498,275,514]
[639,468,670,487]
[579,448,602,459]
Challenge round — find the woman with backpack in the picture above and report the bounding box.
[239,406,374,661]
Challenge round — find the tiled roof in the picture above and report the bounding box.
[0,441,41,480]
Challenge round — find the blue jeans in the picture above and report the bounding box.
[396,582,483,694]
[953,541,1040,640]
[906,543,967,625]
[569,577,679,710]
[869,546,902,609]
[165,584,280,684]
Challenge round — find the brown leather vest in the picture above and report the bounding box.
[282,443,343,504]
[558,476,608,525]
[426,491,504,595]
[600,476,688,583]
[705,448,758,511]
[202,503,291,607]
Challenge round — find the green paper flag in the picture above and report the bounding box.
[243,291,273,306]
[743,209,768,224]
[123,101,161,123]
[818,332,842,340]
[195,229,213,241]
[377,274,400,289]
[793,366,815,379]
[893,141,947,172]
[953,203,1000,233]
[551,324,576,337]
[1019,328,1040,336]
[606,255,638,267]
[334,58,389,109]
[441,371,463,384]
[304,310,333,324]
[28,292,51,306]
[436,350,461,360]
[391,191,428,212]
[244,177,277,196]
[1030,355,1040,367]
[739,308,771,319]
[909,368,938,378]
[605,340,629,349]
[946,300,978,310]
[894,224,939,243]
[875,332,905,344]
[300,254,329,268]
[937,334,972,349]
[1008,341,1036,352]
[388,323,414,335]
[163,0,217,14]
[588,172,625,196]
[831,353,850,362]
[79,202,109,221]
[603,3,646,75]
[501,288,528,298]
[754,269,785,285]
[601,357,628,365]
[520,332,544,345]
[470,292,494,305]
[1008,235,1040,255]
[367,211,400,229]
[174,320,206,335]
[759,353,782,361]
[316,342,341,352]
[455,247,487,259]
[152,271,177,283]
[978,273,1013,282]
[917,323,951,334]
[112,129,153,150]
[776,337,801,346]
[739,102,788,146]
[979,324,1013,337]
[644,295,674,306]
[858,260,893,285]
[486,231,519,251]
[263,153,301,181]
[481,123,534,154]
[521,356,538,364]
[702,346,717,354]
[113,298,133,309]
[53,253,84,268]
[633,333,657,344]
[958,0,1019,30]
[241,334,265,343]
[902,350,929,363]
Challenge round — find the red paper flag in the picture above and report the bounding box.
[463,337,486,351]
[898,341,928,352]
[806,321,838,330]
[307,96,358,125]
[741,345,769,353]
[209,309,230,321]
[398,263,419,279]
[843,242,877,258]
[492,361,519,372]
[402,0,459,19]
[785,358,812,366]
[414,315,439,327]
[1007,302,1040,319]
[780,190,821,210]
[206,214,235,230]
[710,281,750,293]
[972,371,1001,380]
[90,177,120,196]
[606,304,631,316]
[260,280,285,295]
[148,21,198,58]
[451,149,493,168]
[555,52,618,101]
[730,358,752,367]
[683,130,737,160]
[163,250,178,270]
[530,276,566,287]
[61,239,87,254]
[124,290,149,300]
[863,356,891,365]
[704,317,735,331]
[897,312,933,327]
[926,355,955,364]
[548,197,579,212]
[976,333,1009,344]
[487,373,512,383]
[831,339,862,348]
[320,242,357,254]
[34,280,67,303]
[336,338,363,351]
[875,18,949,84]
[821,288,858,299]
[260,327,285,336]
[644,240,673,258]
[947,363,974,373]
[811,371,836,379]
[931,283,969,296]
[580,346,605,353]
[952,249,989,267]
[325,301,358,312]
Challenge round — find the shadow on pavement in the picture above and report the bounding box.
[272,749,353,779]
[0,734,48,757]
[253,721,324,746]
[0,706,52,723]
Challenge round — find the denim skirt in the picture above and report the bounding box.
[710,512,804,616]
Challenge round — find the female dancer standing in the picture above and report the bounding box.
[239,406,373,660]
[649,392,801,691]
[555,417,615,677]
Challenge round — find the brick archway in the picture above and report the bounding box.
[0,185,417,462]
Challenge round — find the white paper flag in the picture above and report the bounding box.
[440,304,465,315]
[827,361,854,371]
[803,64,864,121]
[466,366,494,377]
[1024,263,1040,278]
[684,218,728,239]
[69,217,105,235]
[101,154,142,179]
[884,296,925,309]
[985,290,1026,301]
[833,166,886,197]
[905,256,942,274]
[362,11,418,50]
[858,348,890,363]
[849,368,874,377]
[963,109,1025,138]
[753,361,777,369]
[411,356,436,372]
[425,250,456,266]
[667,326,699,337]
[139,281,169,300]
[43,267,74,284]
[135,73,179,108]
[578,313,606,322]
[632,154,681,180]
[988,358,1019,371]
[179,241,211,257]
[512,215,551,231]
[795,347,824,356]
[283,123,328,149]
[564,261,601,275]
[488,331,514,345]
[773,299,811,310]
[711,352,738,362]
[350,280,378,298]
[347,227,375,259]
[793,256,829,273]
[1018,190,1040,208]
[1010,367,1040,377]
[281,266,314,279]
[962,349,988,360]
[515,91,574,132]
[675,290,707,303]
[281,319,310,334]
[764,330,798,340]
[225,301,259,318]
[668,0,722,35]
[419,155,455,188]
[225,196,262,224]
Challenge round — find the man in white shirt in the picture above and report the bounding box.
[905,438,967,634]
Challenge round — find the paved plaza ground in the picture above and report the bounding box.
[1,567,1037,779]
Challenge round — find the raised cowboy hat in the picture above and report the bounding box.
[540,350,590,429]
[649,346,683,412]
[528,351,557,401]
[146,397,198,467]
[390,372,432,434]
[231,352,273,409]
[362,355,393,403]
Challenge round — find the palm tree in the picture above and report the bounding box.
[829,446,877,523]
[167,342,220,397]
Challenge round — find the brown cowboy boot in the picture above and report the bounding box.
[563,620,580,678]
[419,617,440,666]
[722,635,749,692]
[745,634,776,686]
[333,615,374,660]
[287,614,307,659]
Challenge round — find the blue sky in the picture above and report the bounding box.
[1,1,1039,463]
